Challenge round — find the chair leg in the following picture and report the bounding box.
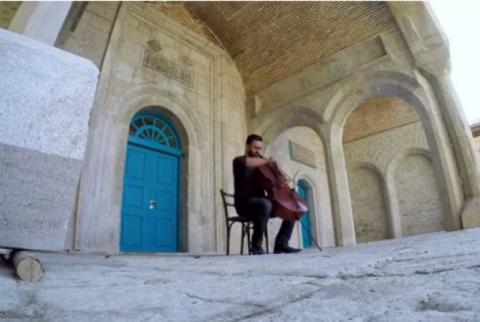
[247,223,252,255]
[265,225,269,254]
[240,224,245,255]
[226,224,231,256]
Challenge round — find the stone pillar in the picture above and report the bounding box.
[9,1,72,46]
[430,75,480,227]
[321,124,356,246]
[389,2,480,227]
[384,182,402,239]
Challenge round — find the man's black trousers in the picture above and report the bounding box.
[236,197,295,251]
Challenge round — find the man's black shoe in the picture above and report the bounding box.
[251,247,265,255]
[273,244,301,254]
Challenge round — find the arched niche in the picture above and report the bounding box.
[391,150,445,236]
[347,164,389,243]
[263,125,335,248]
[325,70,462,243]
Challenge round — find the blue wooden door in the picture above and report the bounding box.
[298,181,312,248]
[121,113,181,253]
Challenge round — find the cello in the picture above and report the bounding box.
[254,154,308,221]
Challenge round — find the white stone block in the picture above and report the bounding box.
[0,28,99,160]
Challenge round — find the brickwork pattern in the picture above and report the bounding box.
[344,109,444,239]
[343,96,420,143]
[348,167,389,243]
[395,155,445,236]
[185,1,397,94]
[147,3,222,47]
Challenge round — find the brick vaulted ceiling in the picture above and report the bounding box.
[183,1,397,95]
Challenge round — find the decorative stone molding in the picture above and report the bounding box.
[388,2,450,76]
[143,46,195,88]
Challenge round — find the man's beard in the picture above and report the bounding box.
[247,151,260,157]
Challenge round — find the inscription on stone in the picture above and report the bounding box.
[143,40,194,88]
[289,140,316,168]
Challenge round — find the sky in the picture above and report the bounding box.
[429,1,480,125]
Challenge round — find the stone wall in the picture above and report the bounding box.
[394,154,444,236]
[343,96,420,143]
[0,2,20,29]
[56,2,221,69]
[0,29,99,250]
[344,120,445,241]
[250,24,463,246]
[348,167,389,243]
[56,2,119,67]
[75,3,247,253]
[266,127,335,248]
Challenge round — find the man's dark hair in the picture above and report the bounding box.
[246,134,263,145]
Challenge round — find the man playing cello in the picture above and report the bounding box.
[232,134,301,255]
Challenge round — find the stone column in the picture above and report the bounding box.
[389,2,480,227]
[9,1,72,46]
[429,75,480,227]
[384,182,402,239]
[321,124,356,246]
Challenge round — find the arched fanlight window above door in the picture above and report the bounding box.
[128,112,181,154]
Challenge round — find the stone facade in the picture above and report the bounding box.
[56,2,119,67]
[73,3,246,253]
[1,2,480,254]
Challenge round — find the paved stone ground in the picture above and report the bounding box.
[1,229,480,322]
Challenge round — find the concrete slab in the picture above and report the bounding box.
[0,229,479,321]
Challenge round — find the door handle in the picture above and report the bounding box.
[149,200,158,210]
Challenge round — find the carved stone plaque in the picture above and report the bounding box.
[289,140,316,168]
[143,49,194,88]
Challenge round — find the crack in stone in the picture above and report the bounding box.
[390,252,478,264]
[207,284,323,322]
[414,268,455,275]
[182,291,266,309]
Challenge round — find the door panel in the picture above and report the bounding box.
[121,214,143,247]
[299,182,313,248]
[121,143,179,252]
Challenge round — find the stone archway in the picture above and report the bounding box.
[76,83,208,253]
[250,105,326,147]
[324,70,463,246]
[250,110,335,246]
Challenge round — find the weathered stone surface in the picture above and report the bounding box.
[56,2,119,67]
[0,29,98,251]
[0,143,82,250]
[0,28,98,160]
[0,229,479,321]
